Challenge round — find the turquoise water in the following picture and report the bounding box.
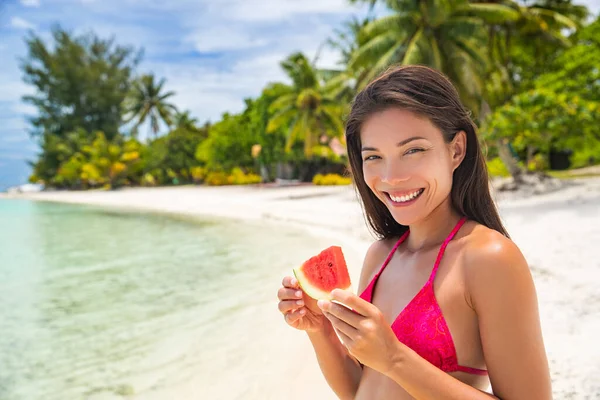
[0,200,332,399]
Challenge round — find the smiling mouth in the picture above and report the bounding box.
[384,188,424,205]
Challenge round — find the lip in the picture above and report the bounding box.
[383,188,424,207]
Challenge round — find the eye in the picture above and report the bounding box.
[363,155,380,162]
[405,148,425,155]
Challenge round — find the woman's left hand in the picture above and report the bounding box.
[317,289,401,375]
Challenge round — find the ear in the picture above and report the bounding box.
[450,130,467,171]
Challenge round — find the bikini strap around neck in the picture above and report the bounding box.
[375,229,410,277]
[427,216,467,284]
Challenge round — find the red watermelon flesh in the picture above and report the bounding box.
[293,246,351,300]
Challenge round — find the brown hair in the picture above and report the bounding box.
[345,65,509,239]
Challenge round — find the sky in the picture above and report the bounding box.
[0,0,599,191]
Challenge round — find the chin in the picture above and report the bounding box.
[389,209,426,227]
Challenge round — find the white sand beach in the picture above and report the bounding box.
[3,178,600,399]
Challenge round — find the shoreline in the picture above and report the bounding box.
[3,178,600,398]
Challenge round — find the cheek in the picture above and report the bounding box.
[429,159,454,194]
[362,164,376,186]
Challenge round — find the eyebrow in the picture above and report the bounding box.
[361,136,427,152]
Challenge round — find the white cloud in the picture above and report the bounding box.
[185,26,268,53]
[10,17,36,30]
[211,0,357,22]
[20,0,40,7]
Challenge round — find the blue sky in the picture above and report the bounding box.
[0,0,598,191]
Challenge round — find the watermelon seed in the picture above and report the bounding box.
[328,262,333,268]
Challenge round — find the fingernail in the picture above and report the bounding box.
[296,300,304,306]
[291,278,297,286]
[295,291,302,298]
[299,309,306,315]
[317,300,325,309]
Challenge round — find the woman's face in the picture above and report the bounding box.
[360,107,466,226]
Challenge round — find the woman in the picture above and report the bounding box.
[276,65,552,399]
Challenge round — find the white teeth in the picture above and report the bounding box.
[389,189,422,203]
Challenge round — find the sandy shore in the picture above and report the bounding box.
[3,178,600,399]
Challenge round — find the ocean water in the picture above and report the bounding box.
[0,200,337,400]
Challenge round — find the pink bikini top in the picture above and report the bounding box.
[359,216,488,376]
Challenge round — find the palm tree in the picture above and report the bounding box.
[471,0,584,180]
[321,16,373,102]
[347,0,514,111]
[125,74,178,138]
[173,110,199,131]
[267,52,345,158]
[349,0,583,183]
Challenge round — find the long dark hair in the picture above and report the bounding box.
[345,65,509,239]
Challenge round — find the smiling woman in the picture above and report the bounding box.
[277,65,552,400]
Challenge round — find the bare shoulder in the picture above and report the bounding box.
[357,237,398,294]
[458,223,552,398]
[459,223,533,309]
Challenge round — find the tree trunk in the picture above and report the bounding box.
[480,99,524,184]
[497,138,524,183]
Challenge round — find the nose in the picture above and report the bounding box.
[380,160,410,185]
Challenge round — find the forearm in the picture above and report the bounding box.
[307,321,363,400]
[385,342,499,400]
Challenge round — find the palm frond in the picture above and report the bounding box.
[363,14,412,38]
[528,7,577,30]
[457,3,520,24]
[350,32,397,70]
[402,27,424,65]
[266,106,296,133]
[268,93,297,114]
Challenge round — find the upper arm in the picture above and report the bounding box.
[465,237,552,399]
[357,239,391,295]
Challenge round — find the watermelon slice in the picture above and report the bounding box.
[293,246,352,300]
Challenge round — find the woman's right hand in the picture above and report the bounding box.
[278,276,327,332]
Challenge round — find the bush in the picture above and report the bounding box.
[190,166,207,183]
[570,141,600,169]
[204,168,262,186]
[142,173,156,187]
[312,173,352,186]
[228,168,261,185]
[486,157,510,177]
[527,153,548,172]
[205,171,229,186]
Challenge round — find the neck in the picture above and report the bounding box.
[405,196,462,253]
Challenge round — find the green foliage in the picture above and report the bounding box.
[21,25,141,140]
[196,112,259,171]
[267,53,345,158]
[124,73,178,137]
[534,17,600,102]
[312,173,352,185]
[486,157,510,177]
[35,131,143,189]
[228,168,262,185]
[570,140,600,169]
[350,0,496,111]
[24,3,599,188]
[203,168,261,186]
[484,89,600,163]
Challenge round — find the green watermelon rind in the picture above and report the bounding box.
[293,267,337,301]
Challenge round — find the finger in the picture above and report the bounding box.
[277,287,303,301]
[334,327,354,348]
[330,289,375,317]
[320,300,363,327]
[278,299,304,314]
[323,311,358,339]
[285,308,306,324]
[282,276,299,289]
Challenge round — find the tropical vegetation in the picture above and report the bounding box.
[21,2,600,189]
